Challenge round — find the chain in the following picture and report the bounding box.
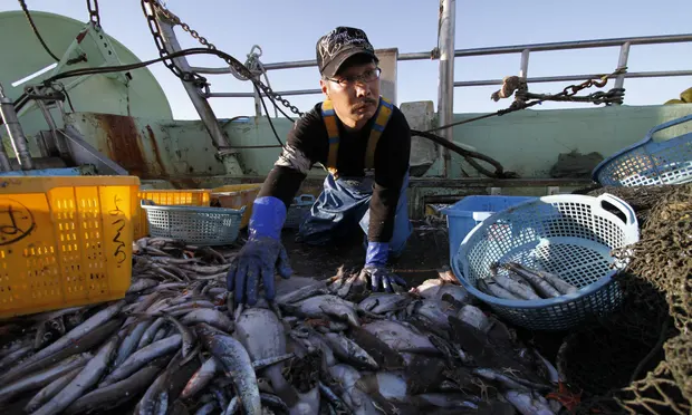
[141,0,304,117]
[140,0,202,84]
[86,0,100,28]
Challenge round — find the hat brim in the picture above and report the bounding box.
[321,48,378,79]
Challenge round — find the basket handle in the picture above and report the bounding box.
[644,114,692,142]
[295,194,316,204]
[595,193,637,228]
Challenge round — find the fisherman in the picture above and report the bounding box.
[227,26,413,305]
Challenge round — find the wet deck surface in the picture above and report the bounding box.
[279,220,451,288]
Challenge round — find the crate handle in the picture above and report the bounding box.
[596,193,637,229]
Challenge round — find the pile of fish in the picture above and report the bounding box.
[478,262,579,301]
[0,237,568,415]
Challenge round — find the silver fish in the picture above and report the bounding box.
[328,364,378,415]
[414,393,479,409]
[284,295,360,328]
[137,317,167,349]
[180,309,235,333]
[322,332,379,370]
[477,279,521,300]
[457,305,491,333]
[358,293,411,314]
[115,319,153,367]
[505,263,561,298]
[356,371,409,403]
[197,323,261,415]
[24,366,83,413]
[289,386,321,415]
[361,320,438,362]
[503,390,555,415]
[0,344,33,372]
[291,326,337,367]
[127,278,160,294]
[533,270,578,295]
[196,402,217,415]
[99,334,182,387]
[533,349,560,385]
[492,271,541,300]
[181,357,220,400]
[414,299,455,329]
[160,313,197,358]
[234,308,298,408]
[0,353,90,404]
[34,333,121,415]
[472,367,552,392]
[63,355,170,414]
[2,300,125,383]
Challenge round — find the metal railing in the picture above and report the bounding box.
[195,33,692,100]
[187,0,691,178]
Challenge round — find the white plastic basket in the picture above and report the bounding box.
[452,193,640,331]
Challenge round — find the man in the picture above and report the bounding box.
[227,26,413,305]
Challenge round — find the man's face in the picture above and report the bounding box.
[320,60,381,128]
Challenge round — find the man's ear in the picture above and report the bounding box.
[320,79,329,98]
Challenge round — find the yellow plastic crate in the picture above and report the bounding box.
[211,183,263,229]
[135,189,212,239]
[0,176,140,318]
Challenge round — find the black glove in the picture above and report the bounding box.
[227,196,292,305]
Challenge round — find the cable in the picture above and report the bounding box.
[411,129,518,179]
[18,0,60,62]
[253,82,285,148]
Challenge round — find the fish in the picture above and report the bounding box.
[531,269,578,295]
[491,269,541,300]
[361,320,439,362]
[24,366,83,413]
[197,323,261,415]
[114,319,153,367]
[99,334,182,387]
[282,295,360,328]
[356,371,409,403]
[477,278,522,300]
[358,293,412,314]
[504,263,561,298]
[180,309,235,333]
[137,317,167,349]
[234,308,298,408]
[181,357,220,400]
[63,355,171,414]
[0,344,33,372]
[0,300,126,384]
[457,304,491,333]
[503,390,555,415]
[0,353,90,405]
[328,364,379,415]
[33,333,121,415]
[321,332,379,370]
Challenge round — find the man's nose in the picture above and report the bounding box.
[354,81,371,97]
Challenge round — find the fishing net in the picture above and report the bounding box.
[563,183,692,415]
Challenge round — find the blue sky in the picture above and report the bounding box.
[2,0,691,120]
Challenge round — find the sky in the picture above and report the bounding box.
[1,0,691,120]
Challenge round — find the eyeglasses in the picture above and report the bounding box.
[325,67,382,88]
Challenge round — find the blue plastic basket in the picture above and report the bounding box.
[141,200,246,246]
[452,193,640,331]
[284,194,316,229]
[592,114,692,187]
[442,195,537,263]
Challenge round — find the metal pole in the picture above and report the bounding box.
[614,42,631,104]
[156,15,228,149]
[520,49,530,79]
[437,0,456,178]
[0,83,31,171]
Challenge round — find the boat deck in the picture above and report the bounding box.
[279,220,451,287]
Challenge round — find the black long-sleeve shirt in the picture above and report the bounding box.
[258,101,411,242]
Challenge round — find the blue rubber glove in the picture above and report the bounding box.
[227,197,292,305]
[359,242,407,292]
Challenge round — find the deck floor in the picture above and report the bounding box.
[279,220,451,287]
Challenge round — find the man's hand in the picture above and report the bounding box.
[359,241,407,292]
[226,235,292,305]
[358,264,406,292]
[226,196,292,305]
